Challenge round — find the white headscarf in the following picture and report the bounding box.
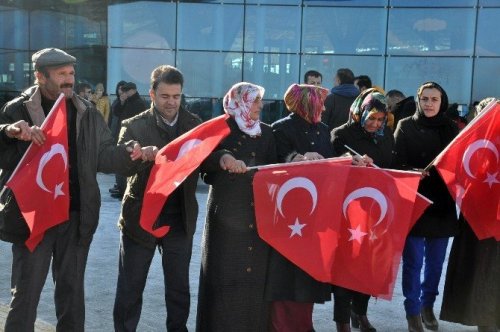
[223,82,265,136]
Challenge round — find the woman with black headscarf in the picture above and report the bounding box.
[393,82,459,332]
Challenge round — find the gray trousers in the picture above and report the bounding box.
[4,212,90,332]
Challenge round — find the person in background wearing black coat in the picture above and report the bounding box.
[393,82,459,332]
[196,82,276,332]
[330,87,394,332]
[266,83,333,332]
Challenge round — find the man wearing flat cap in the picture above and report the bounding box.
[0,47,153,331]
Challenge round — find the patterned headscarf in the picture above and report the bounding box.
[223,82,265,136]
[349,87,388,136]
[284,84,329,124]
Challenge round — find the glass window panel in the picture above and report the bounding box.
[177,51,243,98]
[303,7,386,55]
[66,14,106,48]
[178,4,243,51]
[388,8,475,56]
[385,57,472,105]
[479,0,500,5]
[0,51,31,105]
[243,53,300,100]
[476,8,500,56]
[30,11,67,49]
[304,0,387,6]
[246,0,300,4]
[244,6,301,53]
[389,0,476,7]
[301,55,385,89]
[472,58,500,103]
[0,7,28,50]
[107,48,175,96]
[178,0,244,3]
[185,97,224,122]
[108,2,175,49]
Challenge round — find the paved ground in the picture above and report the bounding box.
[0,173,476,331]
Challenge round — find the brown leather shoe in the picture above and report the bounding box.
[351,311,376,331]
[407,315,424,332]
[336,322,351,332]
[421,307,438,331]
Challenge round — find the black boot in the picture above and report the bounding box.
[407,315,424,332]
[351,311,376,332]
[336,322,351,332]
[421,307,438,331]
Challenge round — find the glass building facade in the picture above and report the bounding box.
[1,0,500,121]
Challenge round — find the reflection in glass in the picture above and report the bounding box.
[388,8,475,55]
[0,7,28,50]
[243,53,299,99]
[385,57,472,104]
[472,58,500,102]
[30,11,67,49]
[304,0,387,6]
[108,2,175,49]
[177,51,243,98]
[303,7,386,54]
[244,6,301,53]
[108,48,175,95]
[301,54,384,88]
[389,0,475,7]
[178,3,243,51]
[0,52,31,107]
[476,8,500,56]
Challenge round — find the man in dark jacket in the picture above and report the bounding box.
[322,68,360,131]
[0,48,144,332]
[110,81,148,198]
[113,65,202,332]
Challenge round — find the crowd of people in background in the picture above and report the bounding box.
[0,47,498,332]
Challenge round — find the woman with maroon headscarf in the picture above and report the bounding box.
[266,83,334,332]
[196,82,276,332]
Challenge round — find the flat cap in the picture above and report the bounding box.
[32,48,76,69]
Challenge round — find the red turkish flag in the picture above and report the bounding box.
[433,101,500,240]
[253,159,428,299]
[140,114,230,237]
[6,94,69,251]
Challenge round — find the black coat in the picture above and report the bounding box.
[393,114,459,237]
[264,113,334,303]
[331,122,394,168]
[196,118,276,332]
[322,93,357,131]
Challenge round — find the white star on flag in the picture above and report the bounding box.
[54,183,65,199]
[483,172,499,188]
[289,218,306,238]
[348,224,368,244]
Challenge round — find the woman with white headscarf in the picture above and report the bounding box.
[196,82,277,332]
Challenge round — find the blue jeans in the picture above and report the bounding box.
[402,236,449,316]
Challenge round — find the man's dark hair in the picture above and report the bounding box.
[354,75,372,90]
[75,82,92,94]
[303,70,322,84]
[386,89,405,100]
[151,65,184,91]
[336,68,355,84]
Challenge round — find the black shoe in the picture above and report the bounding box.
[351,310,376,331]
[407,315,424,332]
[421,307,438,331]
[336,322,351,332]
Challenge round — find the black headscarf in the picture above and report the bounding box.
[412,81,457,149]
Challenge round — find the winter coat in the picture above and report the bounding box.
[196,117,276,332]
[322,90,358,131]
[331,122,394,168]
[393,113,459,237]
[0,86,133,245]
[117,106,201,249]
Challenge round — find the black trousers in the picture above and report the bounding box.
[113,221,193,332]
[5,212,89,332]
[333,285,371,324]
